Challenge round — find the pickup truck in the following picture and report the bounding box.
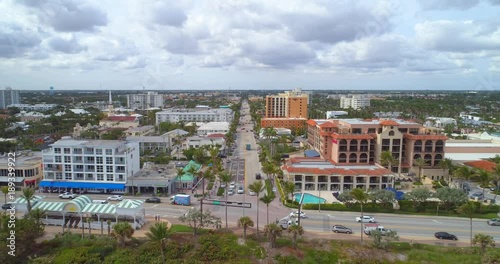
[364,223,390,235]
[59,192,77,199]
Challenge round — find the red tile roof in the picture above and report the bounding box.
[319,122,336,128]
[463,160,497,172]
[207,133,225,138]
[306,119,317,126]
[403,134,447,140]
[380,120,400,126]
[331,133,374,140]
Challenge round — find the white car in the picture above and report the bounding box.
[249,190,256,196]
[228,189,234,195]
[221,182,226,188]
[356,215,375,223]
[59,192,77,199]
[107,195,123,201]
[237,186,244,194]
[290,211,306,218]
[229,182,236,190]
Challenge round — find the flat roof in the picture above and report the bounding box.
[0,151,42,166]
[445,153,500,161]
[197,122,230,130]
[446,142,500,147]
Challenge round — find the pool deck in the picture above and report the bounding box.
[295,191,340,204]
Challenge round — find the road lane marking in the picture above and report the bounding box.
[432,220,443,224]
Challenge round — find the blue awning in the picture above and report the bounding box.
[39,181,125,190]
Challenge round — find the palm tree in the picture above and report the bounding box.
[263,223,282,248]
[477,169,491,198]
[439,158,454,183]
[146,222,172,264]
[218,171,232,229]
[457,201,476,247]
[492,164,500,201]
[287,224,304,248]
[237,216,254,241]
[260,194,276,225]
[1,186,8,205]
[380,150,398,173]
[351,188,369,244]
[21,187,35,212]
[283,181,296,201]
[28,208,46,236]
[248,181,265,236]
[453,166,476,190]
[111,222,135,247]
[413,157,427,182]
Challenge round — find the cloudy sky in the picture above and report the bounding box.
[1,0,500,91]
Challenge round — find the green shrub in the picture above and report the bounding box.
[217,187,224,196]
[207,182,214,191]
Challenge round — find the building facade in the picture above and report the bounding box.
[260,117,307,131]
[0,151,43,188]
[0,87,21,109]
[265,88,309,118]
[40,137,140,193]
[196,122,230,136]
[126,92,164,110]
[306,118,447,176]
[8,104,58,111]
[340,95,370,110]
[156,108,233,125]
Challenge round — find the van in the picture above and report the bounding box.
[92,200,108,204]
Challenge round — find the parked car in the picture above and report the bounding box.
[229,182,236,190]
[356,215,375,223]
[487,218,500,226]
[221,182,226,188]
[434,232,458,240]
[107,195,123,201]
[332,225,352,234]
[255,173,262,180]
[228,189,234,195]
[249,190,256,196]
[290,211,306,218]
[470,192,484,199]
[145,197,161,203]
[59,192,77,199]
[237,186,244,194]
[2,204,12,210]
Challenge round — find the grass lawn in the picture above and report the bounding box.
[170,224,194,233]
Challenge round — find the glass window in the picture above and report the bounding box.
[55,156,61,162]
[96,157,103,164]
[64,148,71,154]
[96,149,103,155]
[106,166,113,173]
[107,174,114,181]
[106,157,113,164]
[106,149,112,155]
[64,164,71,171]
[54,148,61,154]
[55,172,63,179]
[64,156,71,163]
[97,165,103,172]
[97,174,104,181]
[65,173,72,180]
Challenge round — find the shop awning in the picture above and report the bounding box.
[39,181,125,190]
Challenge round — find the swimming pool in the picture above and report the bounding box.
[294,193,326,204]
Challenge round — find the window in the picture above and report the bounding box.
[85,157,95,163]
[106,157,113,164]
[96,149,103,155]
[97,165,103,172]
[85,147,94,154]
[97,174,104,181]
[106,149,112,155]
[64,165,71,171]
[73,148,82,154]
[96,157,103,164]
[65,173,72,180]
[107,174,114,181]
[55,156,62,163]
[118,175,124,181]
[54,148,61,154]
[388,130,395,136]
[64,156,71,163]
[106,166,113,173]
[64,148,70,154]
[55,172,63,179]
[75,173,84,180]
[86,165,95,172]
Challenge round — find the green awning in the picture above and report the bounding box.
[82,203,116,214]
[115,199,143,209]
[32,201,66,212]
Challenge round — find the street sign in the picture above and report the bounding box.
[202,199,251,208]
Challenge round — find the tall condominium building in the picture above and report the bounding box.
[265,88,309,118]
[155,108,233,125]
[306,118,447,178]
[126,92,164,109]
[39,137,140,192]
[340,95,370,110]
[0,87,21,109]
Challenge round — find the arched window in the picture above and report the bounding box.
[425,140,433,152]
[434,154,443,166]
[350,139,358,152]
[424,154,432,165]
[414,140,422,152]
[359,153,368,163]
[349,153,357,163]
[389,131,395,136]
[413,154,421,160]
[339,153,347,163]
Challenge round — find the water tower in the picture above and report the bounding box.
[49,86,54,95]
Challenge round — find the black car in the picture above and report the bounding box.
[145,197,161,203]
[255,173,262,180]
[434,232,458,240]
[2,204,13,210]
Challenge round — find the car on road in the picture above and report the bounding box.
[2,204,13,210]
[487,218,500,226]
[249,190,256,196]
[290,211,306,218]
[107,195,123,201]
[491,186,499,191]
[221,182,226,188]
[434,232,458,240]
[228,189,234,195]
[255,173,262,180]
[332,225,352,234]
[145,197,161,203]
[356,215,375,223]
[59,192,77,199]
[470,192,484,199]
[237,186,244,194]
[272,187,277,192]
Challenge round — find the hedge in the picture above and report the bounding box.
[216,187,224,196]
[206,182,214,191]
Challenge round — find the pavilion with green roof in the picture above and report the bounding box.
[175,160,202,191]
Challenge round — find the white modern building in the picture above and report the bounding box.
[0,87,20,109]
[196,122,230,136]
[8,104,58,111]
[156,108,233,125]
[40,137,140,193]
[340,95,370,110]
[126,129,189,153]
[326,111,348,118]
[424,117,457,128]
[126,92,164,109]
[185,135,225,149]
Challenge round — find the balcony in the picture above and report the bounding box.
[115,170,126,173]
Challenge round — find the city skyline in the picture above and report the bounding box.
[1,0,500,91]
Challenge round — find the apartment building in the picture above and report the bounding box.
[0,87,21,109]
[261,88,309,130]
[306,118,447,176]
[126,129,189,153]
[0,151,43,188]
[126,92,164,109]
[156,108,233,125]
[340,95,370,110]
[39,137,140,192]
[8,104,57,111]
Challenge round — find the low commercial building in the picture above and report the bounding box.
[196,122,230,136]
[0,151,44,188]
[156,108,233,124]
[185,134,225,149]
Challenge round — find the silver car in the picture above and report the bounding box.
[332,225,353,234]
